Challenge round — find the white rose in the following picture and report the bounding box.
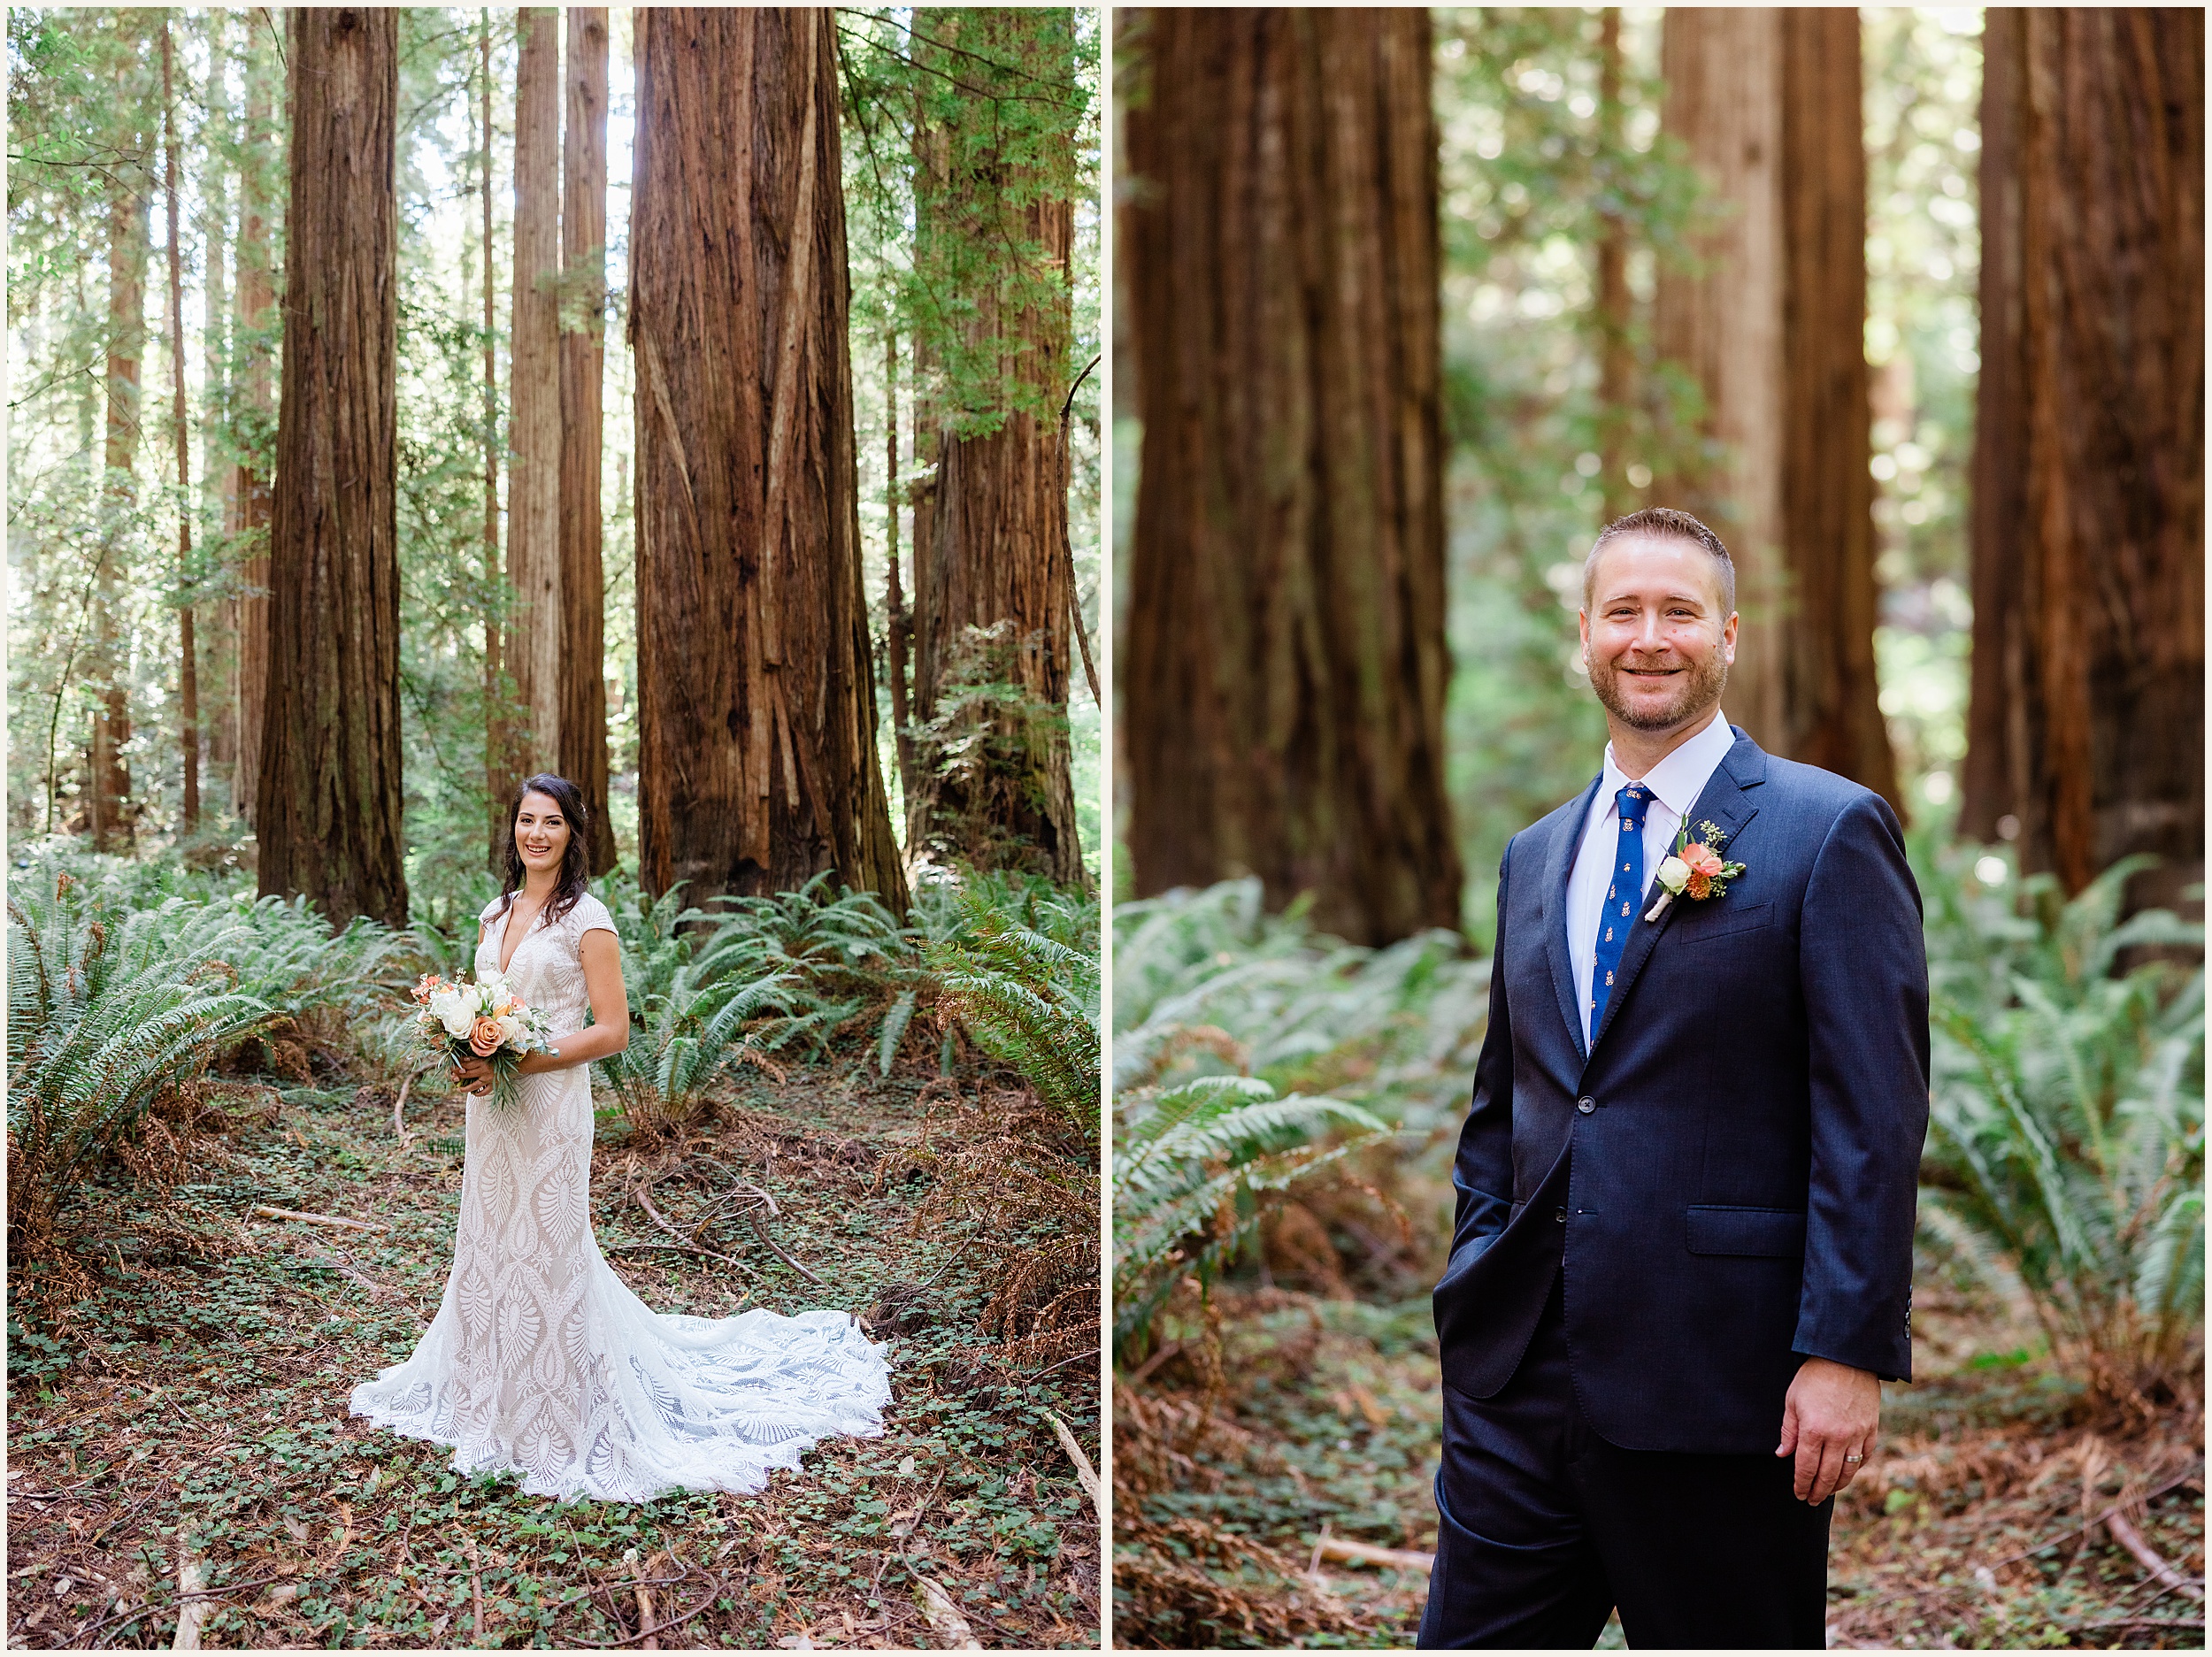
[1655,855,1691,896]
[496,1013,526,1047]
[429,987,475,1039]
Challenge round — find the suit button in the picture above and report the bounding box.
[1576,1096,1596,1115]
[1554,1207,1567,1224]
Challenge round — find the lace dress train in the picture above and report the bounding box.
[349,894,890,1503]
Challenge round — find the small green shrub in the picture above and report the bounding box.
[1919,849,2204,1406]
[1113,1075,1389,1361]
[6,870,277,1253]
[928,876,1101,1132]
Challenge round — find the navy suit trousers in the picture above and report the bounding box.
[1417,1272,1833,1650]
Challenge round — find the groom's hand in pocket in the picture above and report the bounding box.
[1777,1357,1880,1503]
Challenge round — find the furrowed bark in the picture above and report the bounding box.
[507,6,563,774]
[1653,7,1898,809]
[559,6,618,873]
[631,7,908,910]
[257,6,408,928]
[1122,8,1462,946]
[906,8,1088,890]
[1962,8,2204,904]
[230,28,276,828]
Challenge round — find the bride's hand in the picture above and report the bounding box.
[451,1054,495,1096]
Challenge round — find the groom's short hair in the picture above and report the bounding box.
[1585,507,1737,615]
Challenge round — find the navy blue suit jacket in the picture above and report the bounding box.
[1432,729,1929,1454]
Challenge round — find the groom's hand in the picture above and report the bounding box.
[1776,1357,1879,1503]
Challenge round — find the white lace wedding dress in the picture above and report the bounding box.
[350,892,891,1502]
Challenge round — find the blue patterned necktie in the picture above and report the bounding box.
[1590,783,1652,1036]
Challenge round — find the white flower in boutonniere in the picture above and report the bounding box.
[1645,819,1747,922]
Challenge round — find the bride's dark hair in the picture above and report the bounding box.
[492,773,592,927]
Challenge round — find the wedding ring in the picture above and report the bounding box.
[1843,1454,1863,1463]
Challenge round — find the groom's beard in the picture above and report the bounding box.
[1589,644,1730,731]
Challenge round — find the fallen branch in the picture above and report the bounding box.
[391,1068,431,1146]
[634,1554,658,1653]
[465,1533,485,1643]
[569,1586,720,1648]
[630,1183,756,1276]
[912,1576,981,1649]
[66,1575,286,1648]
[250,1205,388,1233]
[1044,1410,1102,1522]
[1310,1537,1436,1574]
[301,1247,395,1301]
[1979,1467,2204,1573]
[729,1179,827,1286]
[172,1544,209,1650]
[2105,1509,2204,1602]
[1124,1339,1184,1387]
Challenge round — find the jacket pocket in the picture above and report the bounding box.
[1671,899,1771,944]
[1686,1204,1807,1257]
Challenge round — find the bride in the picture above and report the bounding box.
[350,772,891,1502]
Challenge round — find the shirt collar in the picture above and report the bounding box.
[1601,708,1735,823]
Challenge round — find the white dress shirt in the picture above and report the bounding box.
[1567,709,1738,1046]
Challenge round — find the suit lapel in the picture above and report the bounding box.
[1544,773,1603,1063]
[1586,731,1768,1057]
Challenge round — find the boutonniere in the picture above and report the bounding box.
[1645,819,1746,922]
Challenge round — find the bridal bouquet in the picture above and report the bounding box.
[409,971,557,1109]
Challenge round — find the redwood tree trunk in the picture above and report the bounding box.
[1654,8,1898,809]
[507,6,563,775]
[202,15,235,794]
[480,16,509,867]
[257,6,407,928]
[231,47,276,827]
[906,7,1087,890]
[630,7,908,910]
[1122,7,1461,947]
[1594,7,1636,525]
[163,21,201,834]
[1777,10,1896,806]
[558,6,617,872]
[93,175,148,855]
[1961,9,2204,903]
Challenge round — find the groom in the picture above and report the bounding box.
[1420,509,1928,1649]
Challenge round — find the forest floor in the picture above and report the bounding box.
[7,1055,1102,1651]
[1112,1262,2202,1650]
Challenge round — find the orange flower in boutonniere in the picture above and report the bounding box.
[1645,820,1747,922]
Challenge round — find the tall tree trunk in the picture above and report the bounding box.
[558,6,616,872]
[93,120,148,856]
[480,14,510,866]
[163,20,201,834]
[1653,8,1898,809]
[630,7,908,910]
[884,328,918,830]
[1122,8,1460,947]
[1652,11,1785,748]
[906,8,1087,889]
[231,35,276,828]
[1959,6,2024,855]
[507,6,562,775]
[203,12,236,795]
[1776,11,1895,806]
[1594,7,1636,524]
[1961,9,2204,903]
[257,6,407,928]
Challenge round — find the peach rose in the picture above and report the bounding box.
[1682,841,1724,901]
[468,1016,504,1057]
